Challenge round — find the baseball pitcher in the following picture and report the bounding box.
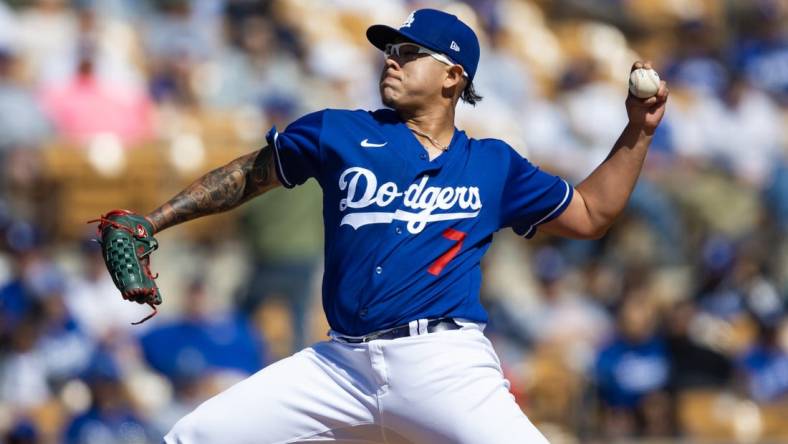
[94,9,668,443]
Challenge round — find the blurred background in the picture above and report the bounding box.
[0,0,786,443]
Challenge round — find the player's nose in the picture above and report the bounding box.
[381,58,400,80]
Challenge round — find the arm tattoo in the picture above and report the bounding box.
[146,146,278,233]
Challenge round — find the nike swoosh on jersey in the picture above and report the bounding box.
[360,139,387,148]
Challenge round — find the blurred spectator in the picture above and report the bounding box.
[0,226,93,414]
[34,3,146,88]
[37,39,153,144]
[304,37,378,109]
[764,161,788,232]
[0,221,48,337]
[694,234,744,319]
[666,300,734,390]
[594,290,671,437]
[0,240,36,337]
[706,74,782,186]
[3,419,39,444]
[135,277,268,434]
[62,348,155,444]
[239,182,322,354]
[147,48,195,106]
[0,237,51,410]
[560,59,629,173]
[144,0,224,106]
[196,15,305,109]
[523,246,612,372]
[475,25,535,111]
[730,0,788,105]
[143,0,222,63]
[14,0,79,84]
[0,311,49,410]
[237,100,323,353]
[623,179,683,263]
[738,317,788,402]
[0,47,51,209]
[0,2,18,50]
[29,262,93,384]
[139,279,267,384]
[663,19,729,96]
[0,48,51,153]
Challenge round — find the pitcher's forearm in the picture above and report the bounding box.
[147,147,278,233]
[575,123,653,229]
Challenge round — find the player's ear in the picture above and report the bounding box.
[443,65,465,89]
[443,66,466,103]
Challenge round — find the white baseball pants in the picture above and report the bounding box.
[163,322,549,443]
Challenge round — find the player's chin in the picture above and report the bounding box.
[380,87,399,108]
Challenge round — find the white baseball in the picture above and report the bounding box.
[629,68,661,99]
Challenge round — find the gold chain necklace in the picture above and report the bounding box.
[409,126,449,152]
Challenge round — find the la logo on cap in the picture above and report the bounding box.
[400,11,415,28]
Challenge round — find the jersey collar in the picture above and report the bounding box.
[397,122,466,174]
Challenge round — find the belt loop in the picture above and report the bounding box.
[408,320,418,336]
[418,319,428,335]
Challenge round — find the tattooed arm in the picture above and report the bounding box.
[146,146,280,233]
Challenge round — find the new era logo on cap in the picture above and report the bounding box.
[450,41,460,52]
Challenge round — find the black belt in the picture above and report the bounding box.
[334,318,462,343]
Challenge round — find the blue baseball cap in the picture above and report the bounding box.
[367,9,481,81]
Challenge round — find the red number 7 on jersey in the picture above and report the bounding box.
[428,228,467,276]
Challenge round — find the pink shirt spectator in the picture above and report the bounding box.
[38,72,153,144]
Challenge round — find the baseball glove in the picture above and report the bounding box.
[88,209,161,324]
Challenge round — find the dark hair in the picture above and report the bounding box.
[460,80,483,106]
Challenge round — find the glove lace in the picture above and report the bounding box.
[88,210,161,325]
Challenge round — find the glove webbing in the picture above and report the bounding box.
[87,213,160,325]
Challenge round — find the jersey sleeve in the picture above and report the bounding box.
[500,146,573,238]
[265,110,325,188]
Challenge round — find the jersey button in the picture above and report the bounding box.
[375,266,383,274]
[359,307,369,317]
[395,227,402,235]
[419,153,427,160]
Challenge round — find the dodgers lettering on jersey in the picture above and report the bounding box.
[338,168,482,234]
[267,109,572,336]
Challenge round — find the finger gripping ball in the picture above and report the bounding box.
[629,68,660,99]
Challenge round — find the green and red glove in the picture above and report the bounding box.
[89,209,161,324]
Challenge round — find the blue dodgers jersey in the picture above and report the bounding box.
[267,109,572,336]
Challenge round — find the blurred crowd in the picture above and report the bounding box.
[0,0,786,443]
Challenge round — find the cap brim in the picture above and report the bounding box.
[366,24,437,53]
[366,24,406,51]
